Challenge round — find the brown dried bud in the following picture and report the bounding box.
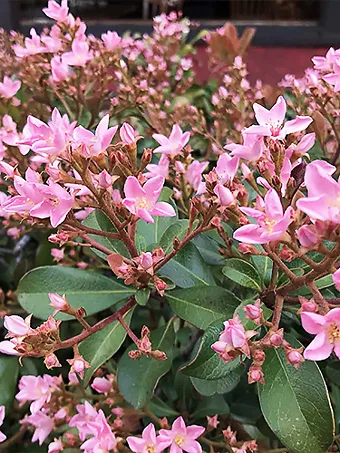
[128,350,142,360]
[151,350,167,360]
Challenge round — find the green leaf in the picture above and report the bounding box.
[159,220,190,254]
[135,288,150,306]
[191,372,242,397]
[17,266,134,320]
[181,320,244,377]
[161,243,215,288]
[83,210,129,259]
[0,356,20,409]
[251,254,273,286]
[258,345,334,453]
[136,188,177,248]
[117,322,175,408]
[222,258,262,290]
[79,307,135,385]
[191,394,230,419]
[166,287,240,330]
[147,396,179,417]
[293,274,334,296]
[192,232,225,266]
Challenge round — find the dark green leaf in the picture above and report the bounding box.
[251,254,273,286]
[117,322,175,408]
[293,274,334,296]
[0,356,19,409]
[181,320,244,377]
[258,345,334,453]
[80,307,135,385]
[166,287,240,330]
[159,220,189,254]
[161,243,215,288]
[222,258,262,290]
[147,396,179,417]
[17,266,134,320]
[191,394,230,419]
[83,210,129,259]
[135,288,151,306]
[191,372,241,396]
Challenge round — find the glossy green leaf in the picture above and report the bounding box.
[251,254,273,286]
[83,210,129,259]
[191,371,242,397]
[136,188,177,248]
[80,307,135,385]
[117,322,175,408]
[222,258,262,290]
[161,243,215,288]
[0,356,20,409]
[147,396,179,417]
[258,345,334,453]
[159,220,190,254]
[181,320,244,377]
[293,274,334,296]
[191,394,230,419]
[17,266,134,320]
[166,287,240,330]
[135,288,151,306]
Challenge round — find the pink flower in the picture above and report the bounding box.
[243,300,262,324]
[70,402,99,441]
[62,38,93,67]
[296,225,319,248]
[127,423,163,453]
[153,125,190,156]
[4,314,31,337]
[301,308,340,360]
[49,293,69,314]
[51,248,65,262]
[245,96,312,140]
[211,315,256,361]
[214,185,234,207]
[13,29,46,57]
[146,155,169,179]
[80,410,116,453]
[48,438,63,453]
[0,406,6,443]
[0,76,21,99]
[16,375,61,414]
[102,31,121,51]
[67,356,91,380]
[186,161,208,191]
[122,175,176,223]
[120,123,139,145]
[312,47,340,71]
[215,153,239,183]
[91,377,112,394]
[323,60,340,92]
[158,417,205,453]
[73,115,118,157]
[26,411,54,445]
[43,0,69,22]
[234,189,294,244]
[2,174,74,227]
[333,269,340,291]
[51,55,69,83]
[226,133,264,161]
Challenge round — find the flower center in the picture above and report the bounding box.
[146,443,157,453]
[328,322,340,343]
[174,435,184,447]
[137,197,149,209]
[263,217,276,233]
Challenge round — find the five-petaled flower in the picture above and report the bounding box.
[127,423,163,453]
[153,125,190,156]
[158,417,205,453]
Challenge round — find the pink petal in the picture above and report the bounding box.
[143,175,164,201]
[137,208,154,223]
[264,189,283,220]
[281,116,312,136]
[170,443,183,453]
[151,202,176,217]
[0,341,18,355]
[144,423,157,443]
[127,436,146,452]
[124,176,145,199]
[233,224,264,244]
[325,307,340,323]
[304,331,333,361]
[186,426,205,439]
[172,417,186,435]
[182,440,202,453]
[301,312,325,334]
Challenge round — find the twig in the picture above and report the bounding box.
[272,294,284,328]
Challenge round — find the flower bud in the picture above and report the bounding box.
[151,349,167,360]
[98,170,112,189]
[252,349,265,364]
[207,414,219,429]
[48,439,63,453]
[120,123,136,145]
[44,353,62,369]
[248,366,265,384]
[92,377,112,393]
[270,333,283,347]
[140,252,153,270]
[243,301,262,322]
[48,293,70,313]
[287,350,304,369]
[128,350,142,360]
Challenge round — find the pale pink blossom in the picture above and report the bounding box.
[80,410,116,453]
[102,31,121,51]
[301,308,340,360]
[16,375,61,414]
[153,125,190,156]
[146,155,169,179]
[234,189,294,244]
[0,76,21,99]
[43,0,69,22]
[48,438,63,453]
[62,38,93,67]
[186,161,208,191]
[120,123,139,145]
[245,96,312,140]
[215,153,239,183]
[122,175,176,223]
[296,160,340,223]
[211,315,256,361]
[91,377,112,394]
[214,185,234,207]
[49,293,69,314]
[13,29,46,57]
[226,133,264,162]
[333,268,340,291]
[312,47,340,71]
[0,406,6,443]
[323,60,340,92]
[26,411,54,445]
[128,423,163,453]
[4,314,31,337]
[51,55,69,83]
[158,417,204,453]
[51,248,65,262]
[73,115,118,157]
[69,402,99,441]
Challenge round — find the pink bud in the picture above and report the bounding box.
[98,170,112,189]
[48,439,63,453]
[214,184,234,207]
[44,353,62,369]
[120,123,136,144]
[207,414,219,429]
[296,225,319,248]
[140,252,153,270]
[91,377,112,393]
[175,161,185,173]
[243,303,262,321]
[270,333,283,347]
[301,300,317,313]
[248,366,264,384]
[112,189,122,204]
[48,293,69,312]
[287,350,303,365]
[112,407,124,417]
[68,372,78,385]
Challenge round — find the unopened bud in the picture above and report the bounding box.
[128,350,142,360]
[151,350,167,360]
[252,349,265,364]
[140,252,153,270]
[270,333,283,347]
[287,349,304,369]
[44,353,62,370]
[173,237,181,250]
[243,301,262,322]
[248,366,265,384]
